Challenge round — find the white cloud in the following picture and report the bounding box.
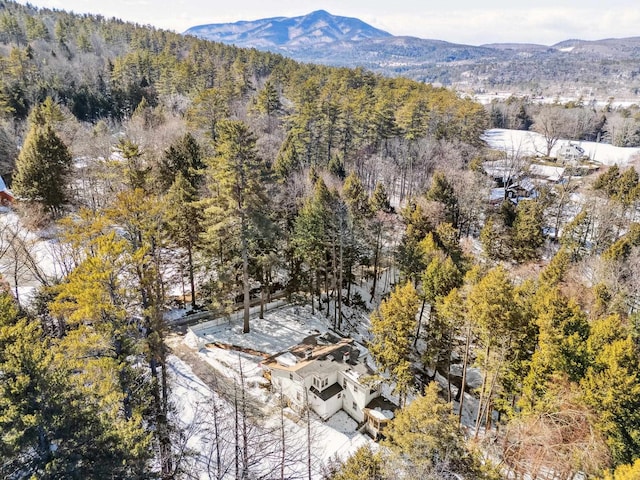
[365,7,640,45]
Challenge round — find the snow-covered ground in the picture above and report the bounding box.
[473,93,640,110]
[175,297,492,478]
[482,128,640,166]
[0,208,63,304]
[170,327,374,480]
[187,304,329,355]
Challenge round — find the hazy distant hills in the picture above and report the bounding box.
[186,11,640,97]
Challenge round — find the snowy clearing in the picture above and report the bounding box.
[187,304,331,355]
[482,128,640,166]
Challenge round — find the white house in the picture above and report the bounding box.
[261,332,396,432]
[557,142,586,164]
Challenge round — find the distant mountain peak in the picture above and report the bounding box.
[184,10,392,50]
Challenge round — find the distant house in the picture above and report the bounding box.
[528,164,566,183]
[506,177,536,199]
[557,142,586,164]
[0,176,14,205]
[482,160,516,188]
[261,332,396,436]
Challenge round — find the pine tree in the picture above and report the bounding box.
[383,382,487,477]
[204,120,271,333]
[293,179,330,314]
[520,286,590,411]
[466,266,521,433]
[343,171,370,218]
[166,173,204,309]
[158,132,204,191]
[511,199,545,262]
[581,335,640,465]
[186,87,229,142]
[12,121,72,215]
[370,181,392,213]
[254,80,280,117]
[0,288,151,478]
[425,171,459,228]
[370,281,419,406]
[605,459,640,480]
[420,254,462,392]
[329,445,384,480]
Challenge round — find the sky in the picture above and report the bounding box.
[15,0,640,46]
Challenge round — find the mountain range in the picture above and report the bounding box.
[185,11,640,98]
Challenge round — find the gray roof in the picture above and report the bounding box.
[310,382,343,401]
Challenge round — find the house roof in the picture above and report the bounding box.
[365,396,398,419]
[262,333,375,380]
[528,164,565,182]
[559,142,585,155]
[262,334,354,373]
[310,382,343,401]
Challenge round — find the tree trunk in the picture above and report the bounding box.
[259,285,265,319]
[209,373,222,479]
[310,270,315,315]
[187,243,196,309]
[306,390,312,480]
[242,220,250,334]
[234,382,240,480]
[370,227,381,302]
[458,322,472,424]
[474,344,490,438]
[414,298,426,346]
[280,393,286,480]
[240,357,249,479]
[331,234,337,327]
[338,227,343,330]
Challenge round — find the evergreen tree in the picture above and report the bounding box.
[0,288,150,478]
[166,173,204,309]
[383,382,489,478]
[343,171,370,218]
[12,121,72,215]
[329,445,384,480]
[204,120,271,333]
[293,179,331,314]
[605,459,640,480]
[520,287,590,411]
[370,282,419,406]
[582,335,640,465]
[511,199,545,262]
[187,88,229,143]
[158,132,204,190]
[425,171,459,229]
[254,80,280,117]
[466,266,522,433]
[370,181,392,213]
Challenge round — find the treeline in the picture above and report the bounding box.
[488,95,640,148]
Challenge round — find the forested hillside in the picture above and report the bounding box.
[2,1,640,479]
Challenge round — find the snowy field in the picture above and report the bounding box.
[482,128,640,166]
[473,93,640,110]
